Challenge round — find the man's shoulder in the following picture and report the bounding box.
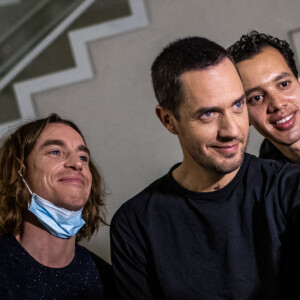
[0,235,18,257]
[259,138,289,162]
[245,152,300,184]
[0,236,9,262]
[117,170,172,211]
[111,168,175,226]
[76,245,117,299]
[0,235,26,277]
[247,152,296,169]
[76,244,112,273]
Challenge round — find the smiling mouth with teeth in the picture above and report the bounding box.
[276,114,293,124]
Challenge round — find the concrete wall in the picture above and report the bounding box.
[32,0,300,262]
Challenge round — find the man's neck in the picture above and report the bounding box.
[274,140,300,163]
[172,159,240,193]
[15,212,76,268]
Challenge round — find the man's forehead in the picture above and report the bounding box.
[180,59,243,104]
[181,58,239,82]
[36,123,86,148]
[236,47,295,92]
[41,123,82,138]
[237,47,291,75]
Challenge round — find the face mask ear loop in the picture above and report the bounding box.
[18,171,33,196]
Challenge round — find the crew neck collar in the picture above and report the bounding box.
[166,153,251,201]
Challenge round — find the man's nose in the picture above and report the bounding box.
[217,114,239,139]
[267,92,288,113]
[64,153,82,170]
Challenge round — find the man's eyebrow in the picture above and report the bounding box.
[78,145,90,156]
[192,94,245,117]
[244,72,293,97]
[39,139,90,156]
[273,72,292,81]
[244,87,260,97]
[193,106,220,116]
[232,94,246,105]
[39,139,65,150]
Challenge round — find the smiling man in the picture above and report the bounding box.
[228,30,300,162]
[0,113,115,299]
[111,37,300,299]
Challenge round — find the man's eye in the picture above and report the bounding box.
[203,111,212,118]
[80,155,89,162]
[248,95,263,104]
[234,101,243,108]
[199,111,217,121]
[49,150,60,155]
[280,81,289,87]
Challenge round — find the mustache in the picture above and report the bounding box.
[207,137,245,147]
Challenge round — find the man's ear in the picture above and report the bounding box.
[298,76,300,84]
[155,105,179,135]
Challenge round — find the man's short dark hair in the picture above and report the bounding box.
[151,36,232,120]
[228,30,298,78]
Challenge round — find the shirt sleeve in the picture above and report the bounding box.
[110,207,158,300]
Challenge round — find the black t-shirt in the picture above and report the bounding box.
[0,235,116,299]
[111,153,300,300]
[259,138,289,162]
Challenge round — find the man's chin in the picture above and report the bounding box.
[218,162,241,175]
[209,152,245,175]
[267,128,300,146]
[214,161,242,175]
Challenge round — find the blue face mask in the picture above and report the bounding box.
[19,172,85,239]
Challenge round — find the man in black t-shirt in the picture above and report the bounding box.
[228,30,300,163]
[111,37,300,299]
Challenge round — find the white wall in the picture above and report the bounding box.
[32,0,300,262]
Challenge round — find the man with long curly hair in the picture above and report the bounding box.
[0,113,115,299]
[228,30,300,163]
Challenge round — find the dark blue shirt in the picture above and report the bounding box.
[0,235,115,299]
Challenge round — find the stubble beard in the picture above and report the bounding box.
[189,135,249,176]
